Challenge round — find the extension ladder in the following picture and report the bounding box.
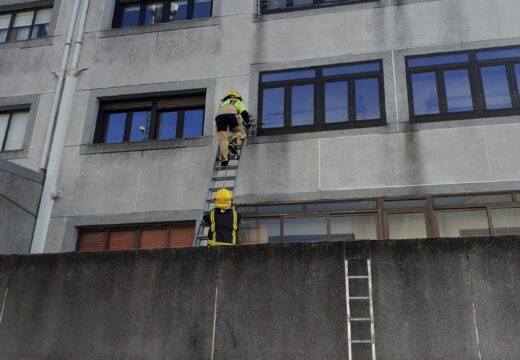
[345,259,376,360]
[192,136,246,247]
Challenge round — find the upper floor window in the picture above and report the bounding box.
[0,7,52,43]
[94,93,205,144]
[113,0,212,28]
[0,110,29,151]
[260,0,373,14]
[407,46,520,122]
[258,61,385,135]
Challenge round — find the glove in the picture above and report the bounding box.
[244,122,252,129]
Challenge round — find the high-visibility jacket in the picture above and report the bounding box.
[215,99,251,124]
[203,208,241,246]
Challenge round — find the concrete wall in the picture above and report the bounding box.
[0,237,518,359]
[0,159,43,254]
[1,0,520,251]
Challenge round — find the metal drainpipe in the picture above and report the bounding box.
[39,0,82,172]
[31,0,91,253]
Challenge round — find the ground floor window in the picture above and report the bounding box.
[238,192,520,244]
[77,223,195,252]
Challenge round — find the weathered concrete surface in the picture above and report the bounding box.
[0,238,519,359]
[0,159,43,254]
[214,242,347,360]
[468,238,520,360]
[0,249,217,360]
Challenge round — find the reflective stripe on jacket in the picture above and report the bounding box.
[205,208,240,246]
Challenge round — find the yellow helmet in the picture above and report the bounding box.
[223,91,242,101]
[214,188,233,208]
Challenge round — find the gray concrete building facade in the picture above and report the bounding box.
[1,0,520,253]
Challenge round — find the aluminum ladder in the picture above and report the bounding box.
[193,136,246,247]
[345,259,376,360]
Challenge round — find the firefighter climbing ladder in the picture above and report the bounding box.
[345,259,376,360]
[193,136,245,246]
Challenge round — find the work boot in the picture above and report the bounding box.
[228,142,238,155]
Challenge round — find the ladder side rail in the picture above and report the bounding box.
[367,259,376,360]
[193,144,220,246]
[345,260,352,360]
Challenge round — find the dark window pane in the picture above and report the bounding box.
[183,109,204,137]
[194,0,212,18]
[480,65,512,109]
[408,53,469,68]
[323,62,380,76]
[262,70,316,83]
[173,0,188,20]
[144,2,164,25]
[411,72,440,115]
[291,84,314,126]
[130,111,151,142]
[106,113,126,143]
[384,199,427,208]
[355,78,380,120]
[121,4,141,27]
[32,8,52,38]
[476,48,520,61]
[444,69,473,113]
[263,0,287,10]
[283,217,327,243]
[158,111,178,140]
[325,81,349,123]
[257,204,304,214]
[434,194,512,206]
[262,87,284,128]
[293,0,314,7]
[0,14,11,43]
[11,11,33,41]
[515,64,520,95]
[307,200,376,212]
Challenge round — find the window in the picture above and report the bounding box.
[0,7,52,43]
[95,93,205,144]
[0,110,29,151]
[238,191,520,244]
[113,0,212,28]
[259,61,385,135]
[77,223,195,252]
[407,46,520,122]
[259,0,376,14]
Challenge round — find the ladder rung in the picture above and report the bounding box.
[348,276,369,279]
[349,318,371,321]
[198,235,209,240]
[351,340,372,344]
[349,297,370,300]
[215,165,238,171]
[209,187,233,192]
[212,176,236,181]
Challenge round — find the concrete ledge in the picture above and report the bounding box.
[79,136,212,155]
[99,17,220,38]
[0,237,519,359]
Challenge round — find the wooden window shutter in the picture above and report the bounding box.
[157,95,206,110]
[77,230,106,252]
[168,227,195,248]
[140,228,168,249]
[108,229,137,251]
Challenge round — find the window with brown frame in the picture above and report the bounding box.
[258,61,385,135]
[0,7,52,43]
[94,93,205,144]
[238,192,520,244]
[406,46,520,122]
[77,223,195,252]
[112,0,212,29]
[259,0,378,14]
